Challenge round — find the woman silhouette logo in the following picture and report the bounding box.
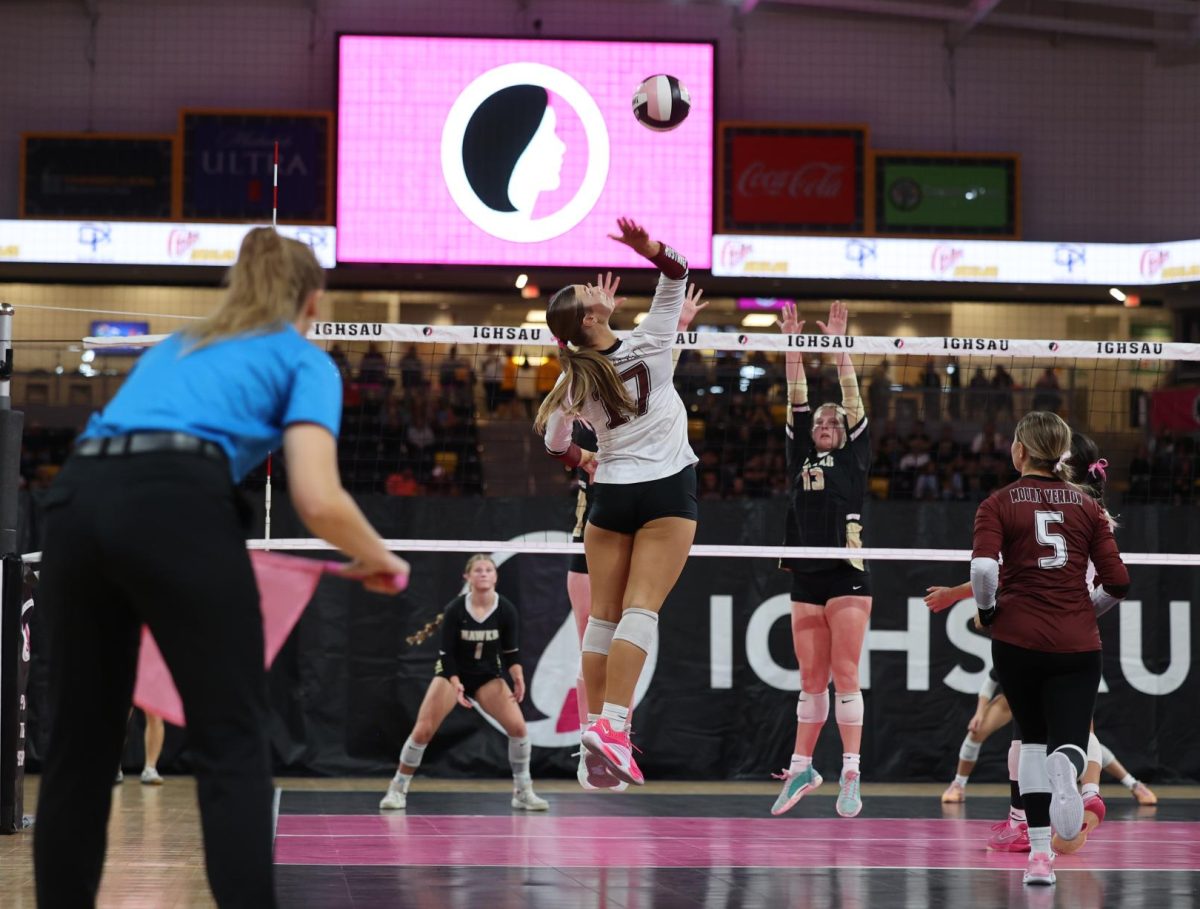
[441,62,610,244]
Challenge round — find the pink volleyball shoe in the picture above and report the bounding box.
[1023,851,1056,886]
[581,718,644,786]
[987,818,1030,853]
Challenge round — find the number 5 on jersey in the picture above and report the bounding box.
[1035,510,1067,568]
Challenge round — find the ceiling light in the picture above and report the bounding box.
[741,313,777,328]
[1109,288,1127,302]
[515,274,528,289]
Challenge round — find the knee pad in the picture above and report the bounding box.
[1008,739,1022,781]
[508,735,531,765]
[1018,742,1050,795]
[400,735,428,769]
[612,608,659,655]
[1055,743,1088,778]
[1087,732,1102,766]
[796,688,829,725]
[834,691,864,727]
[581,617,618,655]
[1099,743,1115,769]
[959,734,982,763]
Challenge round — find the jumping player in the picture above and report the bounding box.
[770,300,872,820]
[970,411,1129,885]
[566,276,706,791]
[536,217,698,787]
[381,554,548,812]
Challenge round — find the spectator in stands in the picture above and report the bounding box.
[1032,367,1063,414]
[991,364,1015,418]
[868,359,892,422]
[535,354,560,400]
[1128,443,1151,502]
[400,344,425,391]
[921,358,942,423]
[967,367,990,419]
[440,345,470,390]
[386,467,422,497]
[932,423,962,466]
[946,357,962,420]
[328,344,351,381]
[359,342,388,386]
[971,421,1006,456]
[914,460,940,501]
[480,349,503,415]
[499,348,519,417]
[941,457,967,500]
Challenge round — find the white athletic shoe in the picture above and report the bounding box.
[379,787,407,810]
[577,749,627,792]
[512,785,549,811]
[1046,751,1084,841]
[140,767,164,785]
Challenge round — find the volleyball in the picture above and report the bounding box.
[632,74,691,132]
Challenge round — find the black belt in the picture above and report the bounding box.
[75,432,227,462]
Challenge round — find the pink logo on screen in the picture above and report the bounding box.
[1140,248,1169,278]
[441,63,611,244]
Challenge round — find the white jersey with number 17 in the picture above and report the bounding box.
[545,273,698,485]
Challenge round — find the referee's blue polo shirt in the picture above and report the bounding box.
[81,325,342,483]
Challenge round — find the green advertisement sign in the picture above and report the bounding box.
[875,155,1017,236]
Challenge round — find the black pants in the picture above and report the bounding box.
[992,638,1101,828]
[34,453,276,908]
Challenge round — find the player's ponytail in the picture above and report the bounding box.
[406,614,444,647]
[534,285,634,434]
[1066,431,1119,528]
[1015,411,1090,499]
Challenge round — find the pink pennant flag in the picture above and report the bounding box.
[132,551,399,727]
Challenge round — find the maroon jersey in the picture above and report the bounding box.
[972,476,1128,653]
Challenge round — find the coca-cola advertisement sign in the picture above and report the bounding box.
[720,125,866,233]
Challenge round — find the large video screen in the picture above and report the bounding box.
[336,36,714,268]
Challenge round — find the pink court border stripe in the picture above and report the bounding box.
[274,815,1200,871]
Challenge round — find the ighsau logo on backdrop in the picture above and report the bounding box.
[440,62,611,244]
[476,532,657,748]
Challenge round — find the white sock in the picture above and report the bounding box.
[391,771,412,792]
[789,753,812,774]
[1082,782,1100,799]
[1029,826,1051,855]
[953,774,969,788]
[842,752,861,776]
[1121,773,1137,789]
[514,772,532,788]
[601,702,628,733]
[1010,807,1026,826]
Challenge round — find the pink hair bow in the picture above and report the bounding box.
[1088,458,1108,480]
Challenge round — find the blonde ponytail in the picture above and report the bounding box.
[534,347,633,434]
[186,228,324,349]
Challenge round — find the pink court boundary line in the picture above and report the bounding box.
[273,815,1200,871]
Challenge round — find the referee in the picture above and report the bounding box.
[33,228,409,908]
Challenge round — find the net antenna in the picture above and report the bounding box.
[265,139,280,547]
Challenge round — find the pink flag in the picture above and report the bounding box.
[133,552,337,727]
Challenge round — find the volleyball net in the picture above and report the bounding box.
[73,317,1200,564]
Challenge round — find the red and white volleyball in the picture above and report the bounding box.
[632,74,691,132]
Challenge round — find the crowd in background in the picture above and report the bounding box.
[16,343,1198,505]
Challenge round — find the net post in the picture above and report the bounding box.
[0,302,28,834]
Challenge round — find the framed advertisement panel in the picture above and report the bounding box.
[718,123,867,234]
[179,110,333,224]
[20,133,175,220]
[873,151,1020,238]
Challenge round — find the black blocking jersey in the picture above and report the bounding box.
[571,420,598,541]
[435,593,519,678]
[782,402,871,573]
